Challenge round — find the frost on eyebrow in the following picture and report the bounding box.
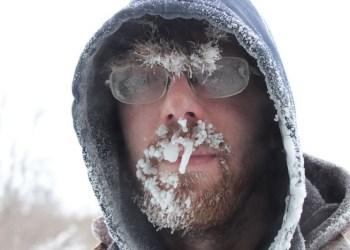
[130,23,228,78]
[133,40,189,77]
[189,26,228,77]
[189,43,221,78]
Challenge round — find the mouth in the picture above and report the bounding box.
[162,149,218,172]
[138,119,230,176]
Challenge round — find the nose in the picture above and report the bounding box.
[160,74,205,124]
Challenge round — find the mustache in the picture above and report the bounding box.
[153,118,231,154]
[137,119,232,177]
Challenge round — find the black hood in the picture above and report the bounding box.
[72,0,309,249]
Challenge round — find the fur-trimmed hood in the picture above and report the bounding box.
[72,0,350,249]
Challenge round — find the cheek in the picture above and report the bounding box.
[206,102,256,142]
[119,105,160,161]
[205,95,272,153]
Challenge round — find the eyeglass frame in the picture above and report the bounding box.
[106,56,263,105]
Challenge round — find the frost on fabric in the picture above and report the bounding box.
[134,118,231,233]
[268,108,306,250]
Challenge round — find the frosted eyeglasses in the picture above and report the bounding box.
[107,57,262,104]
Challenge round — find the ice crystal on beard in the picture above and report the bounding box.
[178,117,188,133]
[134,118,232,233]
[178,138,194,174]
[162,139,180,163]
[159,172,179,189]
[156,124,169,137]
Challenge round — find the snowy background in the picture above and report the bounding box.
[0,0,349,237]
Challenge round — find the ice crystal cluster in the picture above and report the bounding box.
[131,23,228,78]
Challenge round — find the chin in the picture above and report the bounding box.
[159,159,223,190]
[135,159,246,234]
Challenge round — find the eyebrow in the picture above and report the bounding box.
[107,50,136,72]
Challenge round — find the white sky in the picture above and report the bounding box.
[0,0,349,215]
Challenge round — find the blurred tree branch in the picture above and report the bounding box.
[0,95,98,249]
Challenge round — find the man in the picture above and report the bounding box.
[72,0,350,249]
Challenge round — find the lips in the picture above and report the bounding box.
[164,148,218,171]
[178,148,217,158]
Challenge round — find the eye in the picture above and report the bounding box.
[109,64,168,104]
[237,63,248,79]
[188,72,200,86]
[138,72,152,86]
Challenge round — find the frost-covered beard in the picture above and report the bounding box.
[133,119,239,235]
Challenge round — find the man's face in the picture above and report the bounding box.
[117,42,276,235]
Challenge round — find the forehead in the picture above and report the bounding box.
[110,15,253,62]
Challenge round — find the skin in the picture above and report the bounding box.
[118,47,281,249]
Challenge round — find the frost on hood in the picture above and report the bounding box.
[134,118,231,233]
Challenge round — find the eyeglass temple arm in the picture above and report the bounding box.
[249,66,263,78]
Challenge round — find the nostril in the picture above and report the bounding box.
[167,114,174,120]
[165,113,196,123]
[187,112,195,118]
